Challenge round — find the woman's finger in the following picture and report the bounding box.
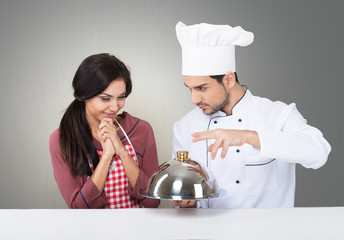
[99,119,115,130]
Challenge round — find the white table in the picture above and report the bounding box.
[0,207,343,239]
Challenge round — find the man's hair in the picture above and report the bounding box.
[210,72,239,84]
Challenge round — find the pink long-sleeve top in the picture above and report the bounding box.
[49,112,160,208]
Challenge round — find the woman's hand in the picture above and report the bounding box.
[97,131,115,159]
[92,118,122,192]
[97,118,126,158]
[98,118,140,189]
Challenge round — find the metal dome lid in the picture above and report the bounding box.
[139,151,220,200]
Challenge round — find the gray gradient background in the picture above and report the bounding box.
[0,0,343,208]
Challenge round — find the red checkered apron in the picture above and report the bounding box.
[89,144,140,208]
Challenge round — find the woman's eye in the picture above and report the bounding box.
[101,97,111,101]
[118,95,126,99]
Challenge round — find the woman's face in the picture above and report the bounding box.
[85,78,126,125]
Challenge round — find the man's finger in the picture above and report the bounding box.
[181,200,189,207]
[211,139,222,160]
[191,130,216,142]
[171,200,185,207]
[221,143,229,159]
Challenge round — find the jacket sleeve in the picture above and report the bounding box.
[258,103,331,169]
[49,130,108,208]
[127,124,160,208]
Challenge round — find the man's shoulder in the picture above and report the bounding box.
[251,93,294,111]
[249,92,297,121]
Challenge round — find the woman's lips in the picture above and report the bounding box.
[104,113,116,118]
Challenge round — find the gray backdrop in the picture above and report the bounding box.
[0,0,343,208]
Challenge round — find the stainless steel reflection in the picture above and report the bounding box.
[140,151,220,200]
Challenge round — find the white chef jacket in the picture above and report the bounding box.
[172,87,331,208]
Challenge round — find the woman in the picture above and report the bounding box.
[49,53,160,208]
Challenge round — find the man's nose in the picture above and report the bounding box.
[191,92,201,105]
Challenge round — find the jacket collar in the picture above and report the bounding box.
[210,85,253,117]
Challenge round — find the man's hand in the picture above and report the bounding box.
[192,129,260,159]
[171,200,197,208]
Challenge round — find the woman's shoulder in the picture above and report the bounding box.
[49,128,60,151]
[122,112,154,135]
[123,112,152,126]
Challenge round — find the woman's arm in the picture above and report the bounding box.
[128,122,160,208]
[98,119,140,189]
[49,129,108,209]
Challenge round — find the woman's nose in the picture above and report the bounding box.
[109,100,119,112]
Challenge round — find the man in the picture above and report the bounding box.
[171,22,331,208]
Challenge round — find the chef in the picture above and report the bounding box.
[171,21,331,208]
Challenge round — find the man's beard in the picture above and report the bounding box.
[203,91,230,115]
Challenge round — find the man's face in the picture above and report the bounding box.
[184,75,229,115]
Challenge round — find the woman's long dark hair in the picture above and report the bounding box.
[59,53,132,176]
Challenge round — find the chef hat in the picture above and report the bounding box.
[176,21,254,76]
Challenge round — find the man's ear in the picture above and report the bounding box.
[223,72,236,88]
